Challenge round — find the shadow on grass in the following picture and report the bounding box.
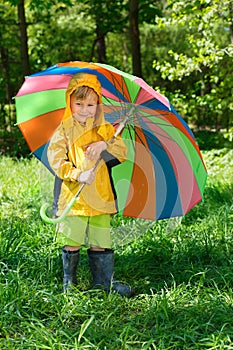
[115,234,233,293]
[113,192,233,295]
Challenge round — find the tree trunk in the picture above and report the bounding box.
[96,23,107,63]
[230,4,233,44]
[17,0,30,77]
[0,34,13,105]
[129,0,142,77]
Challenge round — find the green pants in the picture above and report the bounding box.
[56,214,111,248]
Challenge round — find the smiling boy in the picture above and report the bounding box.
[47,73,133,297]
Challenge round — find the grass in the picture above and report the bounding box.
[0,149,233,349]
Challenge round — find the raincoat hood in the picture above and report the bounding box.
[63,73,104,125]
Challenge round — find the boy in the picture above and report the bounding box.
[47,73,133,297]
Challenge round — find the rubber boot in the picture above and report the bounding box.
[62,247,80,292]
[88,249,134,297]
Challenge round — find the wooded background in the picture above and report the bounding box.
[1,0,233,155]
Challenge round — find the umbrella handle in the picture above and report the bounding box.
[40,183,85,224]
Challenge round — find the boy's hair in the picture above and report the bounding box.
[73,86,98,102]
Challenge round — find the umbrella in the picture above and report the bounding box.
[15,61,207,222]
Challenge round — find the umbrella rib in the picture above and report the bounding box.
[133,125,166,153]
[125,124,136,152]
[112,73,128,104]
[126,122,163,153]
[138,115,186,145]
[108,71,132,112]
[124,113,179,153]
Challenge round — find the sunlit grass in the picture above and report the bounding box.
[0,149,233,349]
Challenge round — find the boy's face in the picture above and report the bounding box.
[71,91,98,124]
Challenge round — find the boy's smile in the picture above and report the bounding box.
[71,92,98,123]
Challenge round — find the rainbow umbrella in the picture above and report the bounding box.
[15,61,207,221]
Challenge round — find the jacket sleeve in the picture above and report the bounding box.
[98,123,128,163]
[106,136,127,163]
[47,124,81,182]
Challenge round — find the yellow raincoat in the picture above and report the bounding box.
[47,74,127,217]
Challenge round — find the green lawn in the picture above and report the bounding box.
[0,149,232,349]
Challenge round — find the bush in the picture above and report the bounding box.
[194,129,233,150]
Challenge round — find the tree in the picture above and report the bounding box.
[153,0,233,130]
[129,0,162,77]
[79,0,126,63]
[17,0,30,76]
[129,0,142,76]
[0,2,20,104]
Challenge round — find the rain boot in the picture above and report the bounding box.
[62,247,80,292]
[88,249,134,297]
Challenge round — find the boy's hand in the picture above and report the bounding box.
[78,168,95,185]
[85,141,107,161]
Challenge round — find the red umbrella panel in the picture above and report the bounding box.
[15,61,207,220]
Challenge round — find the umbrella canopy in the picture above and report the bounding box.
[15,61,207,221]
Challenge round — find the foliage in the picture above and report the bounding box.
[0,149,232,348]
[0,0,232,134]
[27,2,96,70]
[0,1,22,101]
[153,0,233,130]
[194,129,233,150]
